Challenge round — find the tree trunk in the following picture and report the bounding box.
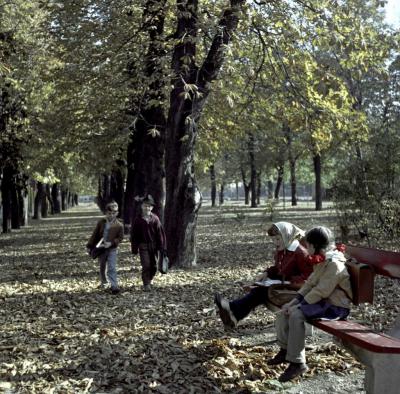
[256,171,261,205]
[61,186,67,211]
[313,153,322,211]
[123,0,167,228]
[1,166,13,232]
[248,133,257,208]
[289,158,298,206]
[164,0,245,267]
[210,164,217,207]
[10,173,20,229]
[219,182,225,205]
[41,184,49,218]
[274,165,284,199]
[241,166,251,205]
[51,183,62,214]
[267,179,273,199]
[33,181,45,220]
[110,161,125,217]
[235,180,239,200]
[46,184,54,215]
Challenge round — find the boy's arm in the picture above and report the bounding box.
[86,221,101,249]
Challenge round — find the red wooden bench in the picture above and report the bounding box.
[310,245,400,394]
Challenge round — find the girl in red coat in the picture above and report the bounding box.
[215,222,312,329]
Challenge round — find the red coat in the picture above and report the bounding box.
[267,244,312,284]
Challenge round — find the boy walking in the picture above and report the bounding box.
[87,201,124,294]
[130,195,166,291]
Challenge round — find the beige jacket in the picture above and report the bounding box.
[298,250,353,308]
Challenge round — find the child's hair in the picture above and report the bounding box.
[305,226,333,254]
[267,224,280,236]
[106,201,118,212]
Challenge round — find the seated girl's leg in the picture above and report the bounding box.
[230,286,269,321]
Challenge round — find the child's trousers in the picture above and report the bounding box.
[275,307,306,364]
[98,248,118,289]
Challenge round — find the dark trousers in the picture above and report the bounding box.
[229,286,269,321]
[138,244,159,285]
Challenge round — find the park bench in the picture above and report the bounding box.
[311,245,400,394]
[264,245,400,393]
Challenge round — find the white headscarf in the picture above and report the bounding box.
[274,222,305,251]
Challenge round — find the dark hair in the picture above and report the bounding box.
[305,226,332,254]
[267,224,280,236]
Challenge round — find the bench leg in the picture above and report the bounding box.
[338,340,400,394]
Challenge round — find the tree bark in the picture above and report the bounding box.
[219,182,225,205]
[256,171,261,205]
[164,0,245,267]
[241,166,251,205]
[210,164,217,207]
[51,183,61,214]
[61,186,67,211]
[33,181,45,220]
[1,166,13,232]
[313,153,322,211]
[110,161,125,217]
[274,165,284,199]
[123,0,167,228]
[248,133,257,208]
[267,179,273,199]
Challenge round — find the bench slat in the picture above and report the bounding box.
[312,320,400,354]
[346,245,400,279]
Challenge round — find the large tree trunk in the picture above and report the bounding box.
[164,0,245,267]
[51,183,62,214]
[123,0,167,228]
[210,164,217,207]
[313,153,322,211]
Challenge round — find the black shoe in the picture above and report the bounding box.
[267,348,287,365]
[214,293,237,328]
[143,284,152,292]
[278,362,309,382]
[111,288,120,295]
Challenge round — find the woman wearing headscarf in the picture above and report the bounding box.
[214,222,312,329]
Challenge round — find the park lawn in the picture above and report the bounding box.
[0,202,396,393]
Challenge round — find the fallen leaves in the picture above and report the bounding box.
[0,203,396,392]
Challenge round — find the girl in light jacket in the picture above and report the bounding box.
[268,226,353,382]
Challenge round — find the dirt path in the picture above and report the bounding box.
[0,202,368,393]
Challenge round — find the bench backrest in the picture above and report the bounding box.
[346,245,400,279]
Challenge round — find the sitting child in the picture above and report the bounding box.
[268,226,353,382]
[214,221,312,329]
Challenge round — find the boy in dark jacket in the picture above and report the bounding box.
[130,195,166,291]
[87,201,124,294]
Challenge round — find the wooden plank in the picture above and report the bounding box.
[346,245,400,279]
[311,320,400,354]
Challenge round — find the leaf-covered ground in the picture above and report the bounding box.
[0,202,398,393]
